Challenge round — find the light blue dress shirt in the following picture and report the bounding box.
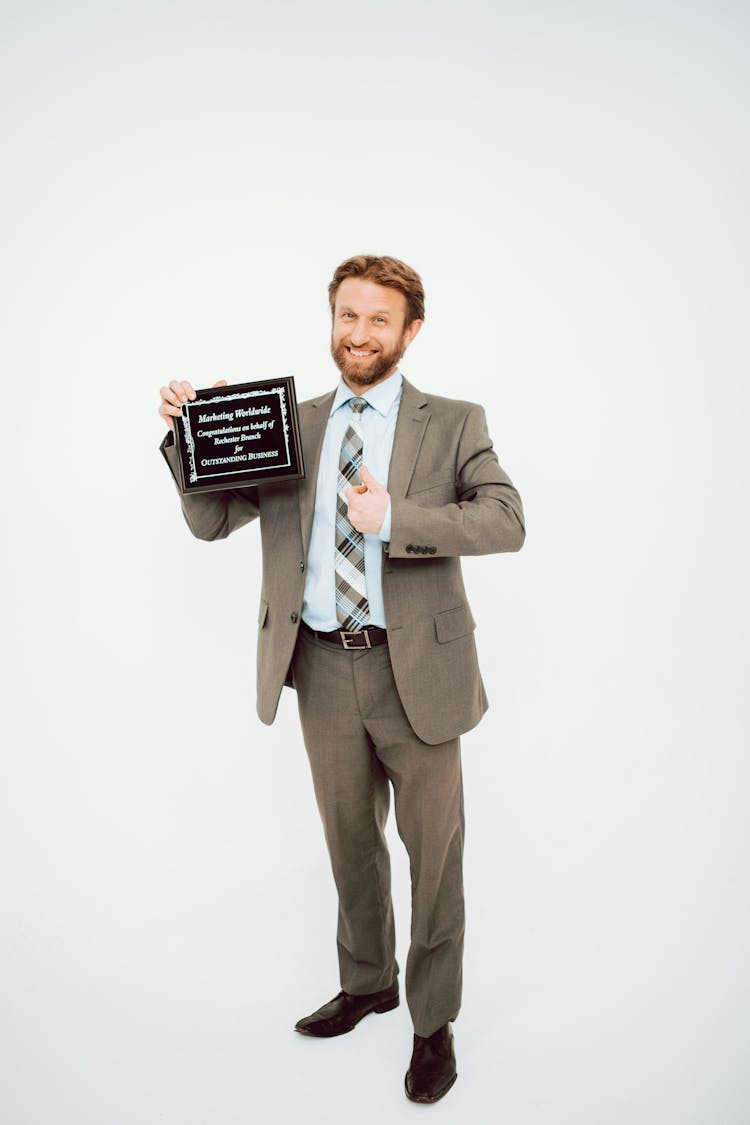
[301,370,402,630]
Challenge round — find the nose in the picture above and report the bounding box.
[349,319,370,346]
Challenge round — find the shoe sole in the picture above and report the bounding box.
[404,1071,458,1103]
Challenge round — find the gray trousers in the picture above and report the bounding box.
[292,625,465,1038]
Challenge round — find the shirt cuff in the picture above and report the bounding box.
[378,500,392,543]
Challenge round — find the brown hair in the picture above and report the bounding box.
[328,255,425,326]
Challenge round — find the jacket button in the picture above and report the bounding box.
[429,547,437,554]
[300,561,305,571]
[290,612,298,623]
[406,544,413,553]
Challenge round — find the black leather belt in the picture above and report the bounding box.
[301,620,388,649]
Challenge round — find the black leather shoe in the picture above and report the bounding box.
[404,1023,457,1103]
[294,983,399,1037]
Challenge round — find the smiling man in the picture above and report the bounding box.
[330,273,422,387]
[158,254,525,1104]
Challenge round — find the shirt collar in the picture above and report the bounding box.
[331,369,403,418]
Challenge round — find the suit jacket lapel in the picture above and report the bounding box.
[298,389,334,551]
[297,377,429,549]
[387,377,430,499]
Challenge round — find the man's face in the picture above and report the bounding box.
[331,277,422,389]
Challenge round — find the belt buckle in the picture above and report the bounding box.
[339,629,371,650]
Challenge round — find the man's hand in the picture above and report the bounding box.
[158,378,228,430]
[345,465,390,535]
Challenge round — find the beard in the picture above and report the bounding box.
[330,335,406,386]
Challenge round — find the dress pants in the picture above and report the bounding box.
[292,625,465,1038]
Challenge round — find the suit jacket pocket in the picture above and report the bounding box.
[407,470,456,497]
[434,603,476,643]
[407,476,457,509]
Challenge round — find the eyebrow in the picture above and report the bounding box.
[339,307,392,316]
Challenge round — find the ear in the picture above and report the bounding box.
[402,318,423,351]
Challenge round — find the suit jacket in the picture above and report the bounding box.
[161,377,524,745]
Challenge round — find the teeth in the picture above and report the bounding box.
[350,349,374,356]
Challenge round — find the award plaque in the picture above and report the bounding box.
[172,377,305,494]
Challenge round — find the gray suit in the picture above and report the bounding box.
[161,376,524,1034]
[162,378,524,739]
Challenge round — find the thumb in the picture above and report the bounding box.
[360,464,380,491]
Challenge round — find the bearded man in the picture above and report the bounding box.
[158,254,525,1103]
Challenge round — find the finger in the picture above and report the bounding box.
[168,379,195,403]
[160,384,182,408]
[212,378,228,388]
[360,465,379,490]
[159,399,183,417]
[158,400,178,430]
[159,389,186,425]
[160,383,191,415]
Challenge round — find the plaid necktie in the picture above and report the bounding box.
[335,397,370,629]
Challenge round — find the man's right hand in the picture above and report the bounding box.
[158,378,228,430]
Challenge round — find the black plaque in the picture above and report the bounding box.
[172,377,305,494]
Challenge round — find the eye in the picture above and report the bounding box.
[342,312,355,319]
[374,316,386,324]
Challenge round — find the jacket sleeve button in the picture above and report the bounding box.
[406,544,413,553]
[429,547,437,554]
[291,612,298,623]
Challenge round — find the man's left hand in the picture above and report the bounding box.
[345,465,390,535]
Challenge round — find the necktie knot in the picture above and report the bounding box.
[350,397,367,415]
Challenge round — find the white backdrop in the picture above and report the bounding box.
[2,2,748,1123]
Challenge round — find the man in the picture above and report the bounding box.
[158,255,524,1103]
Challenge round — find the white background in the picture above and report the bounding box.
[2,1,748,1122]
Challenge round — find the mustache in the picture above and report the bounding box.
[330,338,405,385]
